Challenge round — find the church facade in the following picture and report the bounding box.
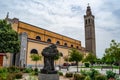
[1,5,96,67]
[6,17,83,67]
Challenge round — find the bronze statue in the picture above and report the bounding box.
[41,44,59,74]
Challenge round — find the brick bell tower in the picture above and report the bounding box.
[84,4,96,55]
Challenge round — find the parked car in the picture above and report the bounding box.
[71,63,77,66]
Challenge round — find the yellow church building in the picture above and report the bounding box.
[4,17,84,67]
[1,5,95,67]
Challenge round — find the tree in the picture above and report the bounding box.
[94,58,102,65]
[54,52,62,60]
[104,40,120,74]
[0,20,20,53]
[83,53,96,66]
[54,52,62,66]
[63,55,69,62]
[30,54,42,68]
[102,53,114,65]
[69,48,83,72]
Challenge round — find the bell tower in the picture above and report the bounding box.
[84,4,96,55]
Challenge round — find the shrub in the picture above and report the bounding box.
[115,75,120,80]
[95,74,107,80]
[58,71,63,76]
[74,73,85,80]
[0,68,8,80]
[19,67,25,72]
[33,68,39,75]
[65,72,73,78]
[89,68,100,80]
[34,68,38,72]
[7,73,16,80]
[106,70,116,79]
[84,62,90,67]
[24,68,33,73]
[8,66,20,73]
[80,69,89,76]
[0,67,8,73]
[15,72,23,79]
[85,76,91,80]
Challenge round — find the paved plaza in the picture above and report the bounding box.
[56,66,119,75]
[21,66,119,80]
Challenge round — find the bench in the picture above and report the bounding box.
[101,66,113,70]
[59,65,69,71]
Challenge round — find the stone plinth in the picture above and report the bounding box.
[38,73,59,80]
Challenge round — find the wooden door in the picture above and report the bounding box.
[0,56,3,66]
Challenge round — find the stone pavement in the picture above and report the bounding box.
[57,66,119,75]
[22,73,70,80]
[21,66,119,80]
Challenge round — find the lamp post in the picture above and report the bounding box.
[23,48,26,67]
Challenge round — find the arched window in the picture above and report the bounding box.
[36,36,41,40]
[47,38,51,43]
[30,49,38,54]
[56,41,60,45]
[71,45,73,47]
[64,43,67,46]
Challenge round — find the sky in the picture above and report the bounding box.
[0,0,120,58]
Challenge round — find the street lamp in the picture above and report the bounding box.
[23,48,26,67]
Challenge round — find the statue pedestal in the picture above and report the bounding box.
[38,73,59,80]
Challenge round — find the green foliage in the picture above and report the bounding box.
[83,53,96,65]
[85,76,91,80]
[80,70,89,76]
[95,75,107,80]
[63,56,69,62]
[30,54,42,61]
[89,69,100,80]
[58,71,63,76]
[7,66,20,73]
[0,67,8,73]
[30,54,42,68]
[69,48,83,72]
[15,72,23,79]
[0,67,23,80]
[24,68,33,73]
[34,68,38,72]
[7,73,16,80]
[34,68,39,75]
[69,48,83,62]
[84,62,90,67]
[103,40,120,64]
[106,70,116,79]
[74,74,85,80]
[95,58,102,64]
[81,69,100,80]
[115,75,120,80]
[0,67,9,80]
[54,52,62,60]
[0,19,20,53]
[65,72,73,78]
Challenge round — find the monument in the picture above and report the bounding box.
[38,44,59,80]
